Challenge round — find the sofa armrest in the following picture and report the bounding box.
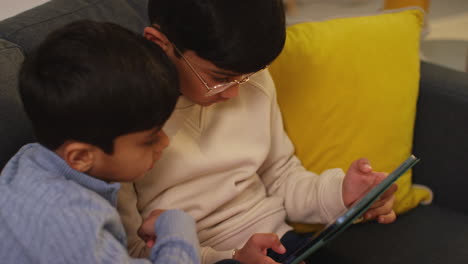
[412,61,468,215]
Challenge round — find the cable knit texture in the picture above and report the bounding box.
[0,143,201,264]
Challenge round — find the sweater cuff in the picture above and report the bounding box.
[318,168,347,223]
[151,209,200,261]
[201,246,233,264]
[155,209,198,240]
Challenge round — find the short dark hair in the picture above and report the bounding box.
[148,0,286,74]
[19,20,179,153]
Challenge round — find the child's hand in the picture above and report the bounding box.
[342,158,398,224]
[137,209,165,248]
[234,233,286,264]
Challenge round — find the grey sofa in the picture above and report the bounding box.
[1,0,468,263]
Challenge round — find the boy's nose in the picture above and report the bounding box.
[157,130,170,151]
[151,130,169,164]
[219,84,239,99]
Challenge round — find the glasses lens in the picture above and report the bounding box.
[204,71,259,97]
[205,82,236,97]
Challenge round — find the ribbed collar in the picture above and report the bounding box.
[23,143,121,207]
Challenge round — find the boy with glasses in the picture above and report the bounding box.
[118,1,397,264]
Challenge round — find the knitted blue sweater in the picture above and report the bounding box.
[0,143,200,264]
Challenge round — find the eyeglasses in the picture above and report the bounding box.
[172,45,261,97]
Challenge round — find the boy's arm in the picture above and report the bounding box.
[54,208,199,264]
[118,182,151,257]
[257,71,346,224]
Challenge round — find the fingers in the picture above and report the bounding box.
[369,183,398,209]
[248,233,286,254]
[236,233,286,264]
[357,158,372,173]
[146,238,156,248]
[377,210,397,224]
[380,183,398,200]
[138,209,166,248]
[364,195,395,220]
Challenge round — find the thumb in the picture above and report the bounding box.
[357,158,372,173]
[250,233,286,254]
[271,239,286,254]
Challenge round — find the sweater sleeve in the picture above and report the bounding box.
[257,72,347,224]
[36,208,199,264]
[150,210,201,264]
[118,188,202,264]
[118,182,152,258]
[25,204,153,264]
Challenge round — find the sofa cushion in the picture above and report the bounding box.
[269,9,432,226]
[413,62,468,215]
[308,205,468,263]
[0,0,148,54]
[0,39,34,169]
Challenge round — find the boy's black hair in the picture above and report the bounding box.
[148,0,286,74]
[19,20,179,154]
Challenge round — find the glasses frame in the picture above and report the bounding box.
[172,45,261,97]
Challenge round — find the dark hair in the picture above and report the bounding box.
[148,0,286,74]
[19,20,179,154]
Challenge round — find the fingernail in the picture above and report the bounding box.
[365,164,372,170]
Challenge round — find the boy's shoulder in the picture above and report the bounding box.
[1,162,113,217]
[0,181,124,261]
[0,160,123,253]
[0,144,118,223]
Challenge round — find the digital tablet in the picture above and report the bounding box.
[279,155,420,264]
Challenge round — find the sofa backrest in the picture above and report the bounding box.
[0,0,149,169]
[0,39,34,168]
[0,0,149,55]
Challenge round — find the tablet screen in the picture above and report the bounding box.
[280,155,420,264]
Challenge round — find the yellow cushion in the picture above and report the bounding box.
[269,9,432,231]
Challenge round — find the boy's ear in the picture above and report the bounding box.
[62,142,96,173]
[143,25,172,54]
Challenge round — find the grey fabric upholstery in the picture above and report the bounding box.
[309,205,468,263]
[413,62,468,215]
[0,39,34,168]
[0,0,148,55]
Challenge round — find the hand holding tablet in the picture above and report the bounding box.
[279,155,420,264]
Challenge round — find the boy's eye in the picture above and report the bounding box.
[213,76,230,83]
[144,138,159,146]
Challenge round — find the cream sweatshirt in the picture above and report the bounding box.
[118,70,347,264]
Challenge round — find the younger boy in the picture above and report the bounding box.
[0,20,192,264]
